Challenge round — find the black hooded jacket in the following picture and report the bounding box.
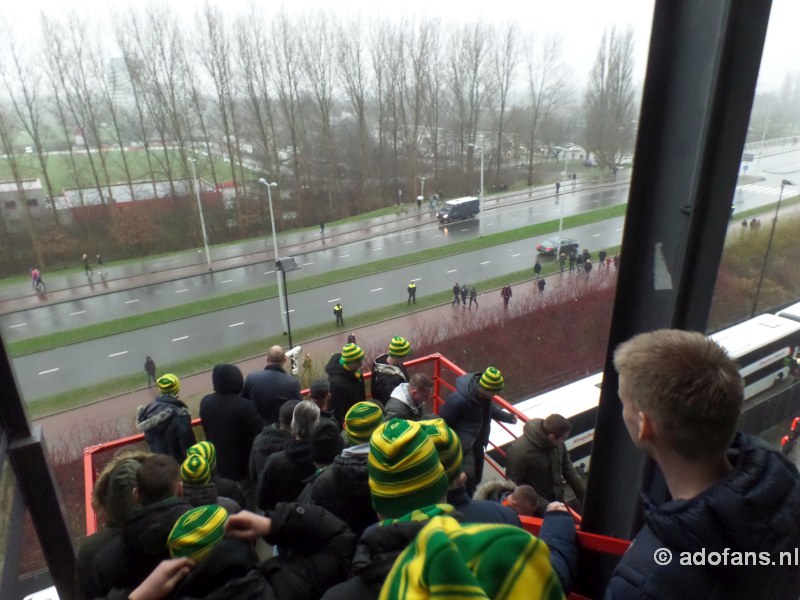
[249,426,292,483]
[325,353,366,423]
[256,438,315,511]
[136,396,196,462]
[369,354,409,406]
[606,434,800,600]
[200,364,263,482]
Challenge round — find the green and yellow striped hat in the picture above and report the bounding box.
[380,516,565,600]
[368,418,449,519]
[168,505,229,563]
[187,441,216,472]
[419,418,463,483]
[388,336,411,358]
[340,343,365,365]
[157,373,180,395]
[344,401,384,445]
[181,454,211,484]
[478,366,504,392]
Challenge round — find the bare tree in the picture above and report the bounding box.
[523,34,572,186]
[584,27,637,170]
[491,23,520,185]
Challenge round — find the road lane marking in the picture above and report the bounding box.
[460,228,469,231]
[175,289,189,294]
[70,311,86,316]
[229,322,245,328]
[433,234,442,238]
[287,309,295,313]
[411,277,421,282]
[446,269,458,274]
[38,368,59,375]
[109,351,128,358]
[303,262,314,266]
[172,336,189,342]
[372,247,383,251]
[9,323,26,328]
[511,253,521,257]
[404,240,413,244]
[339,254,350,258]
[480,261,490,265]
[616,228,623,232]
[124,299,140,304]
[593,234,600,238]
[371,288,383,292]
[221,279,234,283]
[328,298,341,303]
[264,270,275,275]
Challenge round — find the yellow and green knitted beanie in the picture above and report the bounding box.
[187,441,216,473]
[157,373,180,395]
[340,343,365,365]
[419,418,463,483]
[181,454,211,484]
[388,336,411,358]
[368,418,449,518]
[168,504,229,563]
[344,401,384,445]
[478,366,504,392]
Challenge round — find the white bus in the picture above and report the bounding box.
[709,314,800,401]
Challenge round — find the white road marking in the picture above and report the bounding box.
[593,234,600,238]
[433,234,442,238]
[339,254,350,258]
[372,247,383,251]
[221,279,234,283]
[70,311,86,316]
[38,368,59,375]
[124,299,140,304]
[404,240,413,244]
[303,262,314,266]
[9,323,26,328]
[172,336,189,342]
[616,228,623,232]
[480,261,490,265]
[371,288,383,292]
[109,351,128,358]
[460,228,469,232]
[175,289,189,294]
[511,253,521,257]
[229,322,245,328]
[287,309,295,313]
[328,298,341,303]
[264,270,275,275]
[446,269,458,274]
[411,277,422,282]
[485,223,494,226]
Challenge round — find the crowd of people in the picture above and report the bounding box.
[76,330,800,600]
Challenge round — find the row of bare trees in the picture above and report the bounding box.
[0,7,638,273]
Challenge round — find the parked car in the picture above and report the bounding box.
[536,236,579,256]
[437,196,480,223]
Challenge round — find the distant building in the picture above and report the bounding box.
[0,179,47,228]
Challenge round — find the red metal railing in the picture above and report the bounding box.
[83,353,629,566]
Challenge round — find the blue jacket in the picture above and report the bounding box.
[446,485,521,527]
[606,433,800,600]
[243,363,301,425]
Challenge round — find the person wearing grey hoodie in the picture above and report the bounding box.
[382,373,434,422]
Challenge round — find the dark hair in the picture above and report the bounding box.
[309,379,330,400]
[543,414,572,439]
[409,373,433,392]
[510,485,539,516]
[135,454,180,505]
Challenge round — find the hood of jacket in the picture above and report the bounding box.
[372,354,404,377]
[182,482,219,506]
[522,418,554,451]
[284,437,312,463]
[212,364,244,394]
[454,372,481,401]
[646,433,800,557]
[474,479,516,502]
[136,396,189,433]
[172,537,262,599]
[122,496,192,556]
[325,353,358,380]
[388,383,418,408]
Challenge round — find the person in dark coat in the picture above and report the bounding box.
[383,373,433,422]
[439,367,516,496]
[249,399,298,483]
[452,282,461,305]
[506,414,585,513]
[135,374,196,462]
[500,283,512,307]
[333,303,344,326]
[370,336,411,407]
[199,364,262,484]
[607,329,800,600]
[538,277,546,294]
[87,454,192,599]
[144,357,156,388]
[307,379,338,423]
[533,259,542,278]
[256,400,320,511]
[325,343,366,422]
[242,345,301,426]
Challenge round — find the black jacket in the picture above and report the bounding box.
[256,438,315,511]
[182,482,241,514]
[369,354,409,406]
[88,496,193,598]
[243,364,301,425]
[606,434,800,600]
[446,485,521,527]
[249,426,292,483]
[200,364,263,482]
[136,396,196,462]
[310,444,377,536]
[325,353,366,423]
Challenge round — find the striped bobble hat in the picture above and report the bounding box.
[368,418,449,519]
[187,441,217,472]
[419,418,463,483]
[168,505,229,563]
[156,373,180,395]
[181,454,211,484]
[478,366,504,392]
[388,336,411,358]
[344,401,384,445]
[340,343,365,365]
[380,515,564,600]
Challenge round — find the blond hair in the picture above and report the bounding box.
[613,329,743,459]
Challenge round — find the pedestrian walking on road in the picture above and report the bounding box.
[82,253,93,276]
[333,303,344,327]
[537,278,546,295]
[320,221,325,237]
[533,260,542,279]
[555,181,561,195]
[469,286,478,309]
[407,281,416,304]
[569,252,576,273]
[460,284,468,306]
[584,259,593,275]
[598,249,607,269]
[96,254,107,278]
[31,267,45,292]
[145,356,157,388]
[501,284,512,308]
[558,253,566,274]
[452,282,461,306]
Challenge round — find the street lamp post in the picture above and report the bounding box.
[468,143,484,199]
[751,178,793,316]
[258,178,288,335]
[421,176,426,199]
[188,158,212,271]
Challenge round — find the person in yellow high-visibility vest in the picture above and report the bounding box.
[407,281,416,304]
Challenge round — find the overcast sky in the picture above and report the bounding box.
[3,0,797,91]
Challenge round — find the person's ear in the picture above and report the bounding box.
[458,471,468,486]
[132,486,141,505]
[176,481,183,497]
[638,411,654,442]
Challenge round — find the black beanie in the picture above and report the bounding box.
[311,419,344,464]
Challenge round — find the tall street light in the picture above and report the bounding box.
[420,176,426,200]
[188,157,212,271]
[751,178,793,316]
[468,143,484,199]
[258,178,288,335]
